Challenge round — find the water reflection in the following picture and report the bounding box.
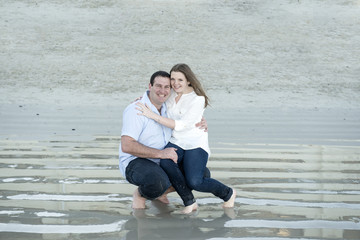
[122,201,236,240]
[120,200,360,240]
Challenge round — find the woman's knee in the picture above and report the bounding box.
[204,167,211,178]
[186,177,203,191]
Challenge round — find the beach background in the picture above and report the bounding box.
[1,0,360,239]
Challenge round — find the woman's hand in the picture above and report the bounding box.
[136,102,175,129]
[136,102,157,120]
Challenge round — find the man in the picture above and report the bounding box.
[119,71,207,209]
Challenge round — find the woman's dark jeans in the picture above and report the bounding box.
[160,142,233,206]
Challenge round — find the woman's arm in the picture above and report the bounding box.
[136,102,175,129]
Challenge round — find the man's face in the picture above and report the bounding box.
[148,76,171,109]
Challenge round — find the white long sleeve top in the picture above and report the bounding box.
[166,90,210,156]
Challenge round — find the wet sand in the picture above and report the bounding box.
[1,104,360,239]
[1,0,360,239]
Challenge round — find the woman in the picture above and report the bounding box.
[136,63,236,213]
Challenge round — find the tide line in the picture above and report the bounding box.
[224,219,360,230]
[6,193,131,202]
[197,197,360,210]
[209,238,325,240]
[236,197,360,209]
[0,220,126,233]
[5,194,360,210]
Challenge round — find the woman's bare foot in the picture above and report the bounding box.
[223,188,236,208]
[223,207,236,219]
[132,188,146,209]
[182,202,198,214]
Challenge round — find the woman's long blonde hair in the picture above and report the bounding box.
[170,63,210,108]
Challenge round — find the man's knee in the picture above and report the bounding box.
[140,174,170,200]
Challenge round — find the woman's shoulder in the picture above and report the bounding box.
[191,92,205,103]
[185,92,205,109]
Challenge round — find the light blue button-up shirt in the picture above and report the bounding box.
[118,91,172,177]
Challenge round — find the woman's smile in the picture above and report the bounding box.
[170,71,193,94]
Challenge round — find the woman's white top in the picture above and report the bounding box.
[166,90,210,156]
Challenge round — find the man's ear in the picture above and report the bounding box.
[149,83,152,90]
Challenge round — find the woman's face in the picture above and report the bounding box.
[170,71,192,94]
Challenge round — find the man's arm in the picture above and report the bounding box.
[121,135,178,162]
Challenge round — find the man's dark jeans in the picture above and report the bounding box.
[126,158,171,200]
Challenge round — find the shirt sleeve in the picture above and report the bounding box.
[174,96,205,132]
[121,103,145,141]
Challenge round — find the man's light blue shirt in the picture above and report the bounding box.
[118,91,172,177]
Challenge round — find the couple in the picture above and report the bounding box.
[119,63,236,214]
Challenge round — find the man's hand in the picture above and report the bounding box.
[195,116,208,132]
[160,147,178,163]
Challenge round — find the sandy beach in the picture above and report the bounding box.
[1,0,360,239]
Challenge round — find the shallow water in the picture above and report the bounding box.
[1,105,360,239]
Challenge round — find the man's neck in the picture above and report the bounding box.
[152,104,162,113]
[147,92,162,113]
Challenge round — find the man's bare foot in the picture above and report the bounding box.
[223,188,236,208]
[132,209,147,218]
[132,188,146,209]
[182,202,198,214]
